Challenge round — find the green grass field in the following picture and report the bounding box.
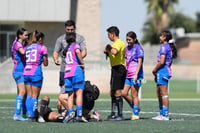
[0,79,200,133]
[0,100,200,133]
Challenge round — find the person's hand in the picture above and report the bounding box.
[133,75,138,82]
[54,59,60,65]
[105,44,112,51]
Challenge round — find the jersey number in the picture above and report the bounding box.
[65,52,73,64]
[26,49,37,62]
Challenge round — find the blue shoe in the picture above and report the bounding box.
[13,115,28,121]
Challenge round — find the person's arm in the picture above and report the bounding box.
[105,44,118,55]
[77,34,87,58]
[18,47,25,55]
[81,49,87,59]
[76,49,84,66]
[43,55,48,66]
[53,51,60,65]
[42,46,48,66]
[152,55,165,76]
[53,37,62,65]
[133,58,142,81]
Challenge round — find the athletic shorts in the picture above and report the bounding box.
[24,75,43,87]
[125,78,142,87]
[156,72,171,85]
[110,65,126,90]
[64,74,84,92]
[12,72,24,84]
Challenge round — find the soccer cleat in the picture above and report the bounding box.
[63,112,75,123]
[38,116,45,123]
[93,110,102,121]
[162,116,169,121]
[22,114,28,119]
[114,116,124,121]
[152,115,169,121]
[75,116,88,123]
[107,114,116,121]
[152,115,163,120]
[28,117,36,122]
[13,115,28,121]
[131,115,140,120]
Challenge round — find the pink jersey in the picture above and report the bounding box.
[23,43,48,76]
[64,43,82,78]
[11,39,25,73]
[125,44,144,79]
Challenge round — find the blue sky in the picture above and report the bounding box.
[101,0,200,42]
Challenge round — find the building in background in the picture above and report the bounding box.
[0,0,102,63]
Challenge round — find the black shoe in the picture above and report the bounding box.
[107,114,116,121]
[115,116,124,121]
[28,117,36,122]
[75,116,88,123]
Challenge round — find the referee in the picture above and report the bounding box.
[104,26,126,121]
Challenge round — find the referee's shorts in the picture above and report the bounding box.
[110,65,126,90]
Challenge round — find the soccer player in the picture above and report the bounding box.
[35,96,66,123]
[59,80,101,122]
[122,31,144,120]
[61,32,87,123]
[104,26,126,121]
[152,30,177,121]
[12,27,29,121]
[23,31,48,120]
[53,20,87,115]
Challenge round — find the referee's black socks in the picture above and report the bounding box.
[116,96,123,117]
[111,96,116,116]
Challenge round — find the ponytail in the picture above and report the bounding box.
[169,39,177,59]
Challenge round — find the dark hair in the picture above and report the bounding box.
[126,31,139,44]
[107,26,119,36]
[36,32,45,41]
[65,20,76,29]
[162,30,177,59]
[16,27,27,39]
[63,32,76,56]
[66,32,76,44]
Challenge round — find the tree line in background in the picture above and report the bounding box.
[142,0,200,44]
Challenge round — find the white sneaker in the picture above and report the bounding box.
[152,115,163,120]
[38,116,45,123]
[152,115,169,121]
[75,116,88,123]
[131,115,140,120]
[162,116,169,121]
